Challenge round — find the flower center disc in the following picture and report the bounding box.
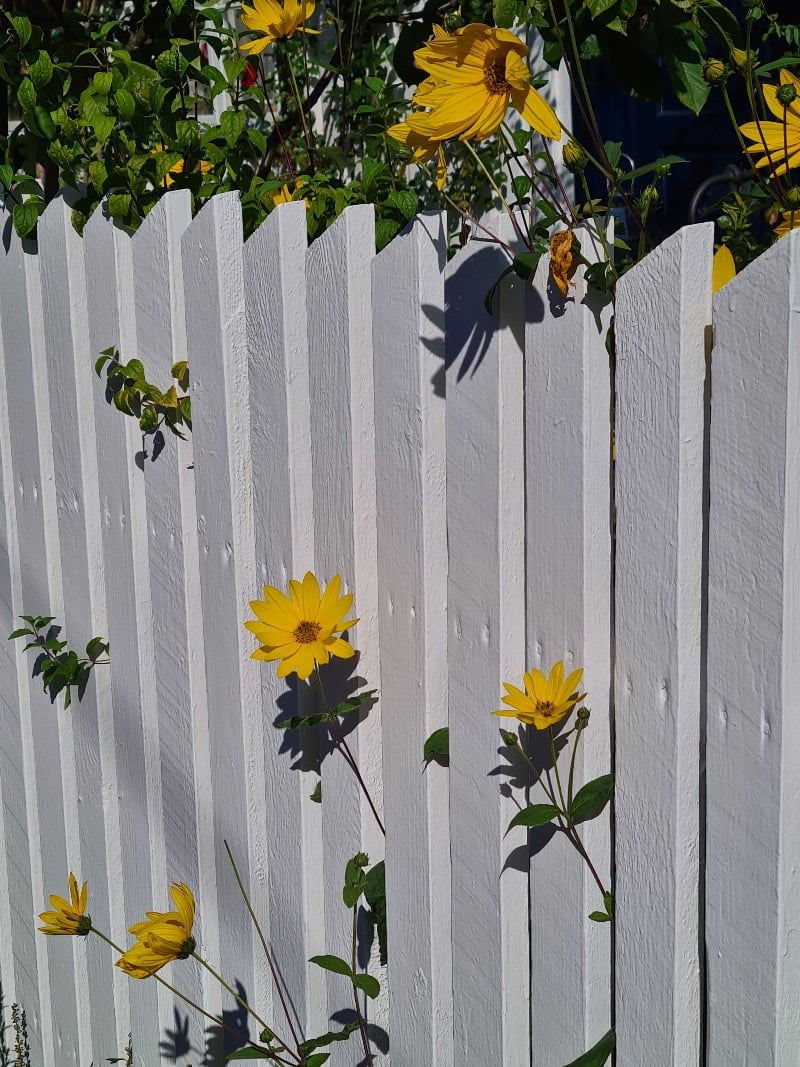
[294,620,322,644]
[537,700,556,719]
[484,57,510,95]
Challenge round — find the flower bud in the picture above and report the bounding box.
[442,11,464,31]
[500,729,518,747]
[638,185,659,213]
[786,187,800,208]
[562,140,588,174]
[576,706,591,723]
[730,48,749,72]
[703,58,727,85]
[778,82,798,106]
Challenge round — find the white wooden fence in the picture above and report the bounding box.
[0,191,797,1067]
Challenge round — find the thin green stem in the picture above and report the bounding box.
[314,666,385,836]
[351,906,373,1066]
[512,738,558,808]
[223,841,302,1057]
[284,51,314,167]
[90,930,289,1064]
[192,953,280,1051]
[441,192,516,255]
[566,719,585,812]
[463,139,528,246]
[547,727,568,815]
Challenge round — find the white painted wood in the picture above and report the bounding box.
[524,225,613,1063]
[0,210,77,1066]
[243,201,327,1045]
[129,190,208,1058]
[82,204,160,1062]
[305,204,384,1065]
[445,215,528,1067]
[705,228,800,1065]
[373,211,451,1067]
[182,192,272,1042]
[615,222,713,1065]
[0,205,41,1049]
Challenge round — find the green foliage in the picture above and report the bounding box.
[560,1026,615,1066]
[95,347,191,439]
[364,860,387,965]
[505,803,562,834]
[571,774,614,823]
[8,616,109,709]
[276,689,376,730]
[422,725,449,767]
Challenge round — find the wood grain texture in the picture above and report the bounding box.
[373,212,451,1067]
[706,228,800,1065]
[0,204,79,1066]
[83,204,162,1062]
[524,227,613,1064]
[615,222,713,1065]
[445,215,529,1067]
[0,204,42,1057]
[306,204,385,1066]
[129,191,208,1056]
[182,192,271,1041]
[244,201,326,1042]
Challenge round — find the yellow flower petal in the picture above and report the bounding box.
[712,245,736,294]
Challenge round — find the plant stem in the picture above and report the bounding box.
[463,139,528,246]
[566,718,586,812]
[90,929,291,1064]
[192,952,284,1053]
[512,738,558,808]
[314,666,385,836]
[351,906,373,1067]
[224,840,302,1056]
[283,49,314,168]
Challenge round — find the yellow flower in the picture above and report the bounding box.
[549,229,576,297]
[494,661,586,730]
[387,23,560,147]
[271,180,311,208]
[774,208,800,237]
[712,244,736,294]
[390,123,448,190]
[153,145,213,188]
[39,873,91,936]
[240,0,320,54]
[739,68,800,177]
[117,883,196,979]
[245,571,358,680]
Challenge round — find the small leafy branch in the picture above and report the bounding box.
[95,348,191,439]
[8,616,110,709]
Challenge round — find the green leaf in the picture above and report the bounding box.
[330,690,377,718]
[353,973,380,999]
[309,955,353,978]
[560,1027,615,1067]
[12,199,41,239]
[154,150,184,185]
[17,77,36,115]
[107,192,132,219]
[423,726,449,765]
[505,804,561,835]
[303,1056,330,1067]
[603,140,622,169]
[343,852,368,908]
[93,71,113,95]
[224,1049,273,1060]
[695,0,742,50]
[493,0,517,28]
[9,14,32,47]
[168,0,188,12]
[28,51,54,90]
[388,189,418,220]
[585,0,617,17]
[589,910,613,922]
[93,114,115,143]
[512,174,532,199]
[8,629,32,640]
[139,406,159,433]
[571,774,614,823]
[511,251,542,281]
[309,779,322,803]
[114,88,136,122]
[34,105,56,140]
[0,165,13,191]
[364,860,387,965]
[375,217,400,250]
[298,1022,359,1055]
[220,108,246,148]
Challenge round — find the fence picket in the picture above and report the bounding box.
[83,203,163,1061]
[0,206,41,1057]
[305,203,385,1065]
[127,189,209,1054]
[242,200,325,1042]
[523,228,614,1064]
[373,212,451,1067]
[706,228,800,1064]
[615,222,713,1064]
[181,192,271,1040]
[445,216,529,1067]
[0,205,78,1066]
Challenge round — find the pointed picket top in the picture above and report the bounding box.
[615,221,713,1066]
[706,225,800,1064]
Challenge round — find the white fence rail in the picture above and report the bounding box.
[0,191,798,1066]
